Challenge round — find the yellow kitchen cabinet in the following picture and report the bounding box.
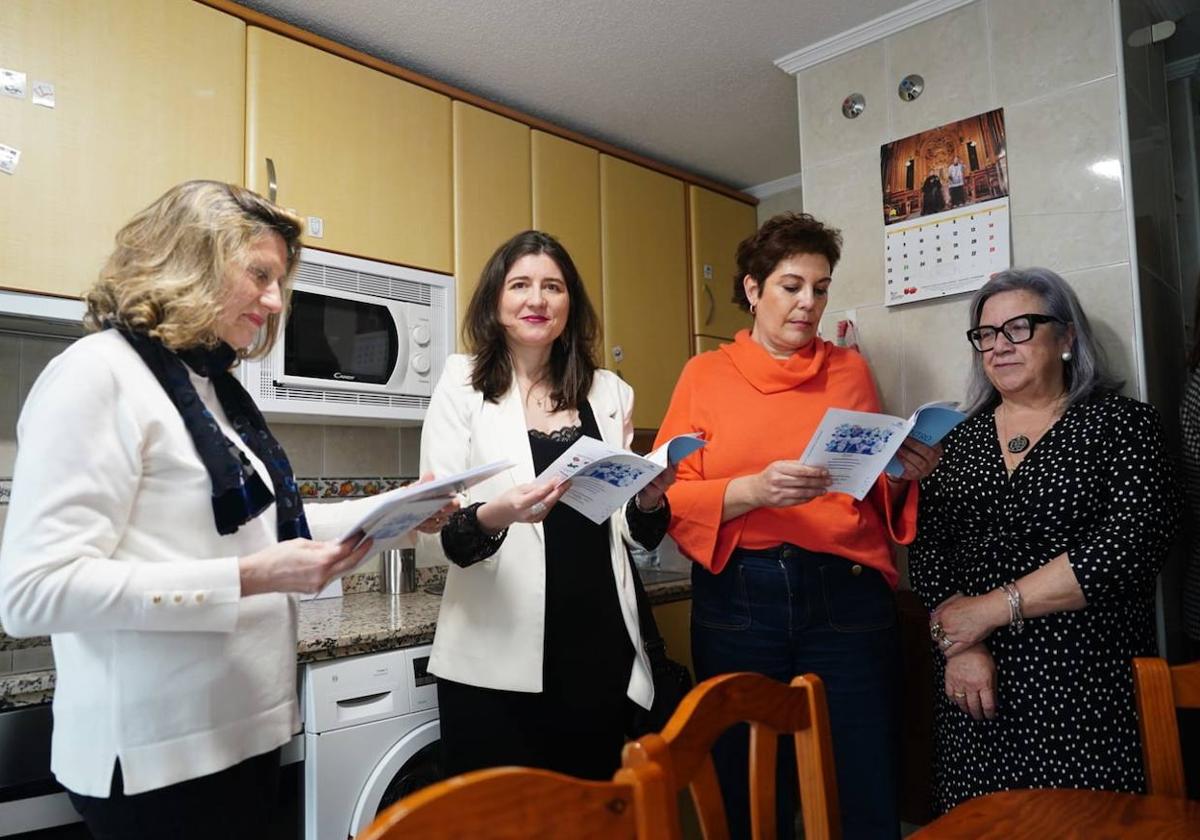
[600,156,689,429]
[246,28,452,273]
[0,0,244,298]
[453,103,531,345]
[694,335,730,354]
[531,131,602,340]
[651,599,693,678]
[689,186,756,341]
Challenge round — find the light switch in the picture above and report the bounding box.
[307,216,325,238]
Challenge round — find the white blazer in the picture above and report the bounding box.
[419,354,654,709]
[0,330,365,797]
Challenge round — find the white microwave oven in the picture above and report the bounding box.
[238,248,455,425]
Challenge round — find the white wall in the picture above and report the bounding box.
[788,0,1140,416]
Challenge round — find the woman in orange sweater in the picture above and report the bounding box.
[655,213,941,840]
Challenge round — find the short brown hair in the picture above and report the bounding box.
[463,230,600,409]
[732,212,843,311]
[84,180,303,359]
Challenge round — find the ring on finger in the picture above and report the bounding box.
[530,501,547,516]
[939,636,954,650]
[953,691,967,699]
[930,621,946,643]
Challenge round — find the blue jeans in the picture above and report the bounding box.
[691,545,901,840]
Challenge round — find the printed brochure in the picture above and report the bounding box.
[536,434,706,524]
[799,401,965,499]
[340,460,515,551]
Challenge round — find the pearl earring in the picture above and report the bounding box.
[1061,350,1073,362]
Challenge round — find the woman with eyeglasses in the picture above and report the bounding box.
[908,267,1182,813]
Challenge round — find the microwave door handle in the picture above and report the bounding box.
[266,158,278,204]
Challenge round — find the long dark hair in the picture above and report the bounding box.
[463,230,600,409]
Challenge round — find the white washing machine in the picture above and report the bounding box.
[302,645,441,840]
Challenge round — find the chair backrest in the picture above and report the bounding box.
[1132,657,1200,798]
[623,672,840,840]
[354,763,680,840]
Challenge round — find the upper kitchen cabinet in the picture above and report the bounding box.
[0,0,244,298]
[600,156,689,429]
[689,186,756,341]
[453,102,531,343]
[246,28,452,273]
[531,131,602,333]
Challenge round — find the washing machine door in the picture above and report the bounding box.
[348,718,442,835]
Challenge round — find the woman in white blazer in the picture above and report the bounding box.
[0,182,445,840]
[420,230,675,780]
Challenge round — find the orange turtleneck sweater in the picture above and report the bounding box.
[654,330,917,587]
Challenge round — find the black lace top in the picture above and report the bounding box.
[439,400,670,709]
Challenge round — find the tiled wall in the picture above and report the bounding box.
[791,0,1140,418]
[0,332,423,592]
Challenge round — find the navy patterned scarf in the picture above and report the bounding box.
[115,326,311,540]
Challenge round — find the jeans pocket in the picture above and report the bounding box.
[691,565,751,631]
[819,564,896,632]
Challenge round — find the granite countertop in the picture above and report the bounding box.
[0,575,691,710]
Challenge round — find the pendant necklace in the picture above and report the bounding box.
[1000,399,1061,456]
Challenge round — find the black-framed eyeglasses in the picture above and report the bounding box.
[966,313,1064,352]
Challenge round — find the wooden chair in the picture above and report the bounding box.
[1132,657,1200,798]
[623,672,840,840]
[354,762,680,840]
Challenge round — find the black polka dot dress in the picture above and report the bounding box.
[909,391,1182,813]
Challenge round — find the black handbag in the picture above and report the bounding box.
[626,553,695,738]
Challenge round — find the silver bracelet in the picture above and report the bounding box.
[1000,581,1025,634]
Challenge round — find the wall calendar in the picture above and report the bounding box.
[880,108,1012,306]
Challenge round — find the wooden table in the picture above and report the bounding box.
[910,788,1200,839]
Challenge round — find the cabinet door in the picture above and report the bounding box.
[600,156,689,429]
[0,0,244,298]
[246,28,452,273]
[689,186,756,340]
[453,103,531,346]
[651,599,693,677]
[531,131,602,342]
[694,335,730,354]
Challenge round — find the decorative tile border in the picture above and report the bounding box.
[296,476,417,500]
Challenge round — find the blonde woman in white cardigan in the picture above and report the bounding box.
[421,230,675,781]
[0,181,446,840]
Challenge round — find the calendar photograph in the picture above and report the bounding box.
[880,108,1012,306]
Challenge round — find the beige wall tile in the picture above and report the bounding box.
[804,150,886,310]
[12,645,54,673]
[756,186,804,225]
[798,41,887,169]
[1060,263,1139,393]
[0,335,19,475]
[901,294,975,414]
[1005,77,1125,216]
[852,304,907,415]
[17,336,71,405]
[323,425,400,475]
[1011,211,1129,273]
[885,3,996,141]
[988,0,1115,105]
[400,427,422,476]
[272,423,325,477]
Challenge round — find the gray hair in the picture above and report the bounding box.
[962,267,1122,416]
